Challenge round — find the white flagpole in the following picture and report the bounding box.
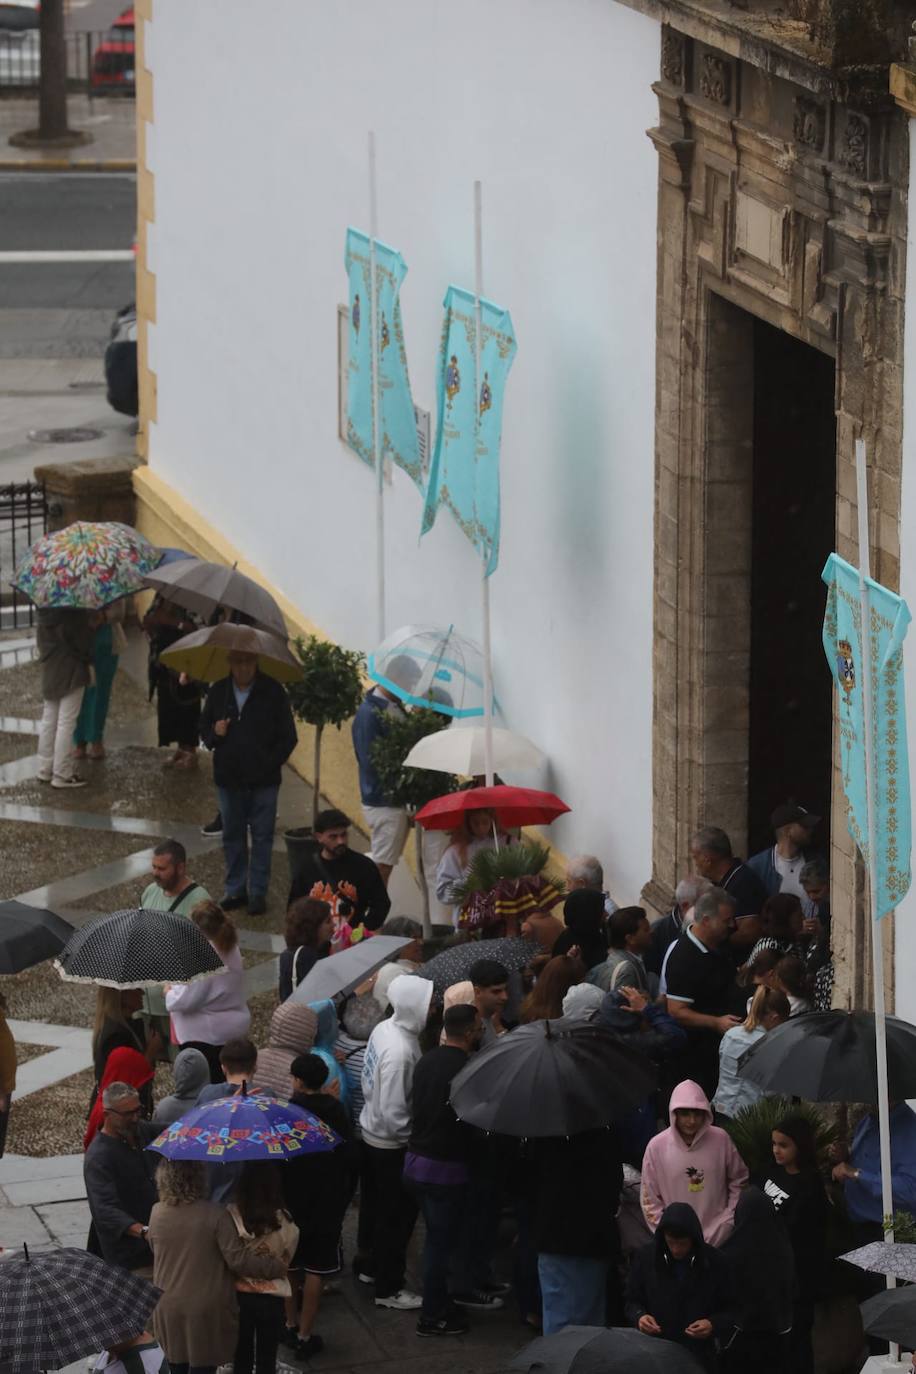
[369,131,385,643]
[855,438,899,1366]
[474,179,495,788]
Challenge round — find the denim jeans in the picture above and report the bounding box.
[216,784,279,897]
[537,1253,607,1334]
[407,1179,467,1318]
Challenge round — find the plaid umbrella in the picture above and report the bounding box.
[0,1245,160,1374]
[55,908,227,989]
[840,1240,916,1282]
[12,521,160,609]
[147,1091,341,1160]
[0,901,74,975]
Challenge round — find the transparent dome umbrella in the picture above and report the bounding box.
[368,623,493,718]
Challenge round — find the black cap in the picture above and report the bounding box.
[770,803,820,831]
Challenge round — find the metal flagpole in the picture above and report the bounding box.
[855,437,899,1367]
[369,131,385,643]
[474,179,495,788]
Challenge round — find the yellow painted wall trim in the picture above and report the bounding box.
[133,465,366,832]
[135,0,156,459]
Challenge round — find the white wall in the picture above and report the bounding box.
[146,0,660,903]
[894,120,916,1022]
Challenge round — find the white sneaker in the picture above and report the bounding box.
[375,1289,422,1311]
[37,773,52,784]
[51,774,88,789]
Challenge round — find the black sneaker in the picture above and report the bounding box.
[451,1289,505,1310]
[201,813,223,836]
[219,892,247,912]
[479,1279,512,1295]
[248,895,267,916]
[417,1311,469,1338]
[292,1333,324,1359]
[279,1325,299,1348]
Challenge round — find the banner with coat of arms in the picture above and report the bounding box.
[421,285,517,577]
[821,552,912,919]
[344,228,422,489]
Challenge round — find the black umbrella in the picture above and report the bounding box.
[417,936,540,996]
[55,907,227,989]
[0,1244,160,1374]
[861,1287,916,1345]
[737,1010,916,1101]
[449,1016,656,1137]
[0,901,74,975]
[511,1324,703,1374]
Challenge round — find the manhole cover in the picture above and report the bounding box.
[27,427,103,444]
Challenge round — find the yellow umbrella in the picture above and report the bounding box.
[159,622,303,684]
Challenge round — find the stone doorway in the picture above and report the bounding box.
[748,311,836,857]
[646,23,908,1009]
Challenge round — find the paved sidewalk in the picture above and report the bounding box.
[0,96,136,170]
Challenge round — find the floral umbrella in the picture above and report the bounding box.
[12,521,161,609]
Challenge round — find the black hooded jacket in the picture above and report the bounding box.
[200,671,297,789]
[625,1202,736,1369]
[718,1186,794,1332]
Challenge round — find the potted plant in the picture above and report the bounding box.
[449,838,563,934]
[370,706,460,936]
[284,634,365,881]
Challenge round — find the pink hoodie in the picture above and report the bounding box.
[640,1079,748,1245]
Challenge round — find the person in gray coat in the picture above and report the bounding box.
[152,1047,211,1125]
[36,606,94,788]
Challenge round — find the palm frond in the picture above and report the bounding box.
[450,838,554,905]
[723,1096,837,1177]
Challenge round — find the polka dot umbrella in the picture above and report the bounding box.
[55,907,227,989]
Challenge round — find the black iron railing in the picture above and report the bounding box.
[0,483,48,629]
[0,27,135,95]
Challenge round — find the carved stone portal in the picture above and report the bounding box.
[646,28,906,1012]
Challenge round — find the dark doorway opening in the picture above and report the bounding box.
[747,316,836,857]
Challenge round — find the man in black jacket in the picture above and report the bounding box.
[83,1082,158,1273]
[403,1004,482,1338]
[287,809,391,931]
[200,651,297,915]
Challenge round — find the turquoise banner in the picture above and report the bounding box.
[822,552,912,919]
[344,228,422,489]
[421,285,517,576]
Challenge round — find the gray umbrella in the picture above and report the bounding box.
[0,901,74,974]
[861,1286,916,1345]
[289,935,411,1004]
[511,1325,703,1374]
[841,1240,916,1283]
[143,558,286,636]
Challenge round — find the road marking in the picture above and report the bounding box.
[0,250,134,263]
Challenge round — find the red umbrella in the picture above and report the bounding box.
[415,784,571,831]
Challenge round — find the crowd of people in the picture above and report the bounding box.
[15,627,913,1371]
[60,787,916,1374]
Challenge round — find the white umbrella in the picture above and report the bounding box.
[405,724,543,776]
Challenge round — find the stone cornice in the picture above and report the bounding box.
[614,0,893,104]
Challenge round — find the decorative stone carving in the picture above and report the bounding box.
[661,28,685,87]
[841,114,868,177]
[699,52,731,105]
[794,97,825,151]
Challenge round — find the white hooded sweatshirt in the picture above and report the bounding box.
[359,974,433,1149]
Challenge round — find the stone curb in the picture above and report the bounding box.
[0,158,136,172]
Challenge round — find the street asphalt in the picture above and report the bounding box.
[0,169,138,476]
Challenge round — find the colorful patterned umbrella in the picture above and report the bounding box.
[12,521,161,609]
[147,1091,341,1161]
